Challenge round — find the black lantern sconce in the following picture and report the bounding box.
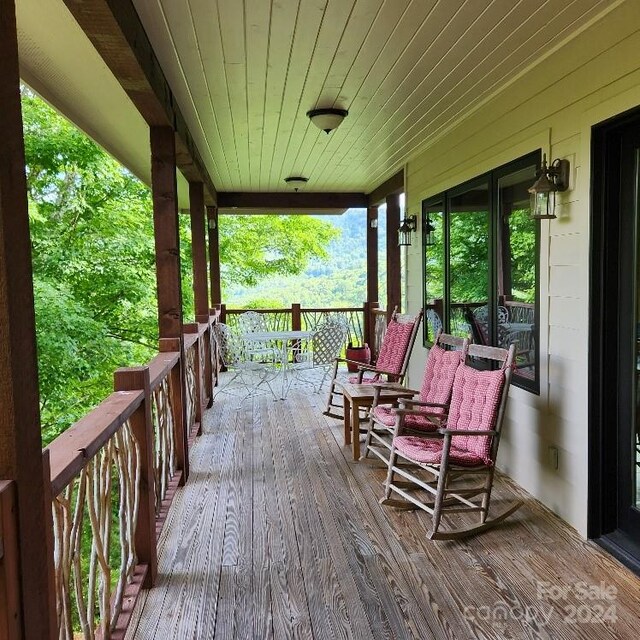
[398,214,417,246]
[528,153,570,219]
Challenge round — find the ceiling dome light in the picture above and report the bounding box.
[284,176,309,191]
[306,107,349,134]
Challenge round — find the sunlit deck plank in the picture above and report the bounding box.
[126,385,640,639]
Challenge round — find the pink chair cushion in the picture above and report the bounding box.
[347,372,381,383]
[418,344,462,409]
[394,436,486,467]
[446,364,505,464]
[372,405,438,431]
[375,320,415,374]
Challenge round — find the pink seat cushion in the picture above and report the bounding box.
[418,344,462,409]
[347,372,381,383]
[372,405,438,431]
[375,320,415,374]
[394,436,486,467]
[445,364,505,464]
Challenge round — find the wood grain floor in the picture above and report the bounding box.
[126,386,640,639]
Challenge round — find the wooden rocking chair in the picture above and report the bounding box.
[381,342,522,540]
[362,331,469,465]
[323,308,422,419]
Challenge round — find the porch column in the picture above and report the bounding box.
[189,181,209,322]
[150,126,189,481]
[207,205,221,305]
[386,193,401,316]
[0,1,55,636]
[366,205,379,304]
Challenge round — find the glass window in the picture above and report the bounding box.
[422,150,540,393]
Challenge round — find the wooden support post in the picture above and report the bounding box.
[292,303,301,331]
[367,205,379,305]
[386,193,402,318]
[220,303,227,324]
[151,126,189,482]
[207,206,221,305]
[363,301,371,350]
[113,366,158,588]
[0,481,21,640]
[159,338,188,485]
[190,182,209,322]
[0,3,55,636]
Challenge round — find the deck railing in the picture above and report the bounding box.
[23,311,221,639]
[221,302,379,359]
[8,302,402,638]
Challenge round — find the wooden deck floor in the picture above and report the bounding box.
[126,386,640,639]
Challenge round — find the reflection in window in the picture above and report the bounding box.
[448,181,489,339]
[421,151,540,393]
[423,202,444,344]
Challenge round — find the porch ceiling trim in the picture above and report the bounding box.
[217,192,368,211]
[60,0,217,204]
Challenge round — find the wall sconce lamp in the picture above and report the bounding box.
[370,218,378,229]
[208,216,217,230]
[398,214,417,246]
[306,107,349,134]
[528,154,570,219]
[423,215,436,247]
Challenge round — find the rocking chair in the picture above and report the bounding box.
[323,309,422,419]
[381,342,521,540]
[362,331,469,465]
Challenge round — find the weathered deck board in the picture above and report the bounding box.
[126,386,640,640]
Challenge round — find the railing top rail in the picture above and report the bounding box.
[148,351,180,392]
[183,333,198,351]
[300,306,362,313]
[224,307,291,314]
[45,390,144,497]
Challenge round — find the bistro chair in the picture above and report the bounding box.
[381,342,521,540]
[237,310,277,361]
[212,323,278,401]
[362,331,469,465]
[288,321,348,393]
[323,309,423,419]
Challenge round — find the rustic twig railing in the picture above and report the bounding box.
[36,310,221,639]
[45,389,149,640]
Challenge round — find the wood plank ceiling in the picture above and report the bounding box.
[132,0,612,194]
[15,0,617,198]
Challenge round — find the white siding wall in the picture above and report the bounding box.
[404,1,640,536]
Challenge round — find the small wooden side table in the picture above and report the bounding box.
[341,382,416,460]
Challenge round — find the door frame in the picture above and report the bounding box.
[589,104,640,575]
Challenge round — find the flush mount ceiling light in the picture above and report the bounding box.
[306,107,349,134]
[528,153,570,220]
[284,176,309,191]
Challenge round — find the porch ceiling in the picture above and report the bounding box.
[16,0,615,199]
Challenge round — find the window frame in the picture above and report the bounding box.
[422,149,541,394]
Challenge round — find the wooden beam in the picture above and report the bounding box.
[189,182,209,320]
[366,205,379,305]
[151,126,184,339]
[207,206,221,305]
[386,194,402,315]
[217,192,368,210]
[61,0,217,204]
[367,170,404,206]
[0,2,55,636]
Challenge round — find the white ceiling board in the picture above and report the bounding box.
[15,0,620,199]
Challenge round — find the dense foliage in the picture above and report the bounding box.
[23,89,339,443]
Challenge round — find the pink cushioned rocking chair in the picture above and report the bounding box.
[323,308,422,419]
[381,342,522,540]
[362,331,469,465]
